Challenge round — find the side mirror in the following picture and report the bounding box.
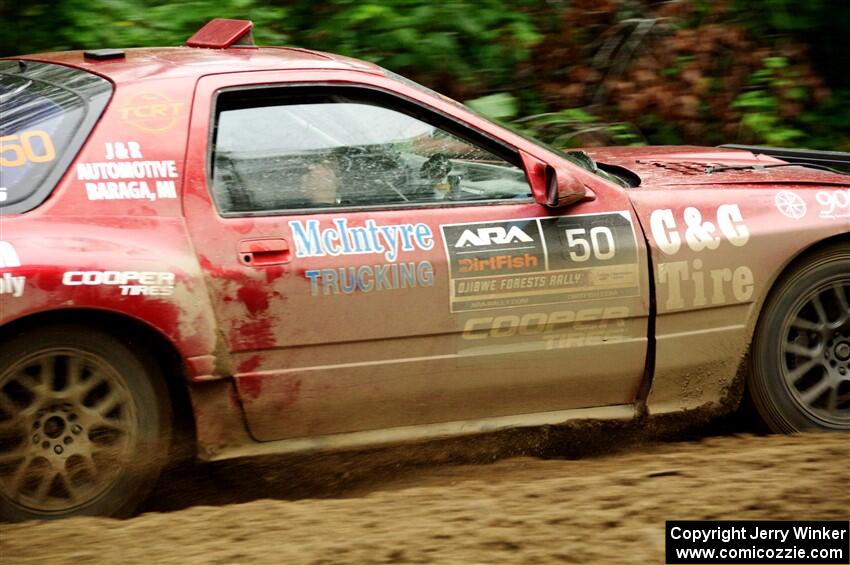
[545,165,587,208]
[521,151,587,208]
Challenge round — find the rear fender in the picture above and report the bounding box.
[0,215,222,380]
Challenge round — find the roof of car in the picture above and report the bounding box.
[13,46,385,84]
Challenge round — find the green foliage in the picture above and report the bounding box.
[1,0,539,94]
[514,109,645,148]
[467,93,645,149]
[731,0,850,89]
[286,0,540,90]
[732,56,807,146]
[465,93,520,121]
[0,1,288,54]
[798,91,850,152]
[732,0,831,34]
[0,1,847,150]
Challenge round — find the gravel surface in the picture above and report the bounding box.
[2,433,848,564]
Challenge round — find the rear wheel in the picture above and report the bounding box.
[749,243,850,432]
[0,325,171,520]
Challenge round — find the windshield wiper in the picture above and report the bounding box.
[706,163,849,175]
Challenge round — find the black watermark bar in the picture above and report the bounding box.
[666,521,849,564]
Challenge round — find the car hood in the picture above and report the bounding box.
[583,145,850,188]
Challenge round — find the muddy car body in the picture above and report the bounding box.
[1,19,848,520]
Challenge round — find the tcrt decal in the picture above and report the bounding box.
[0,241,25,298]
[77,142,179,202]
[119,92,183,133]
[649,204,754,310]
[441,212,640,312]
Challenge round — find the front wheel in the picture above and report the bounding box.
[0,325,171,521]
[749,243,850,432]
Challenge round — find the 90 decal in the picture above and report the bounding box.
[816,188,850,219]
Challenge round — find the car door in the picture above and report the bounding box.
[183,70,650,442]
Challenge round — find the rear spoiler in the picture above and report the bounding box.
[719,144,850,172]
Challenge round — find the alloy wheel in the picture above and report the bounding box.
[0,348,136,514]
[781,279,850,426]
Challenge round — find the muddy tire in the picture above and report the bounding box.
[0,325,171,521]
[749,243,850,432]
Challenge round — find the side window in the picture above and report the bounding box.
[210,89,530,214]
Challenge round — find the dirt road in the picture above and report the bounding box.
[2,432,848,564]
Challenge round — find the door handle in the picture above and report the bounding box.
[238,238,291,266]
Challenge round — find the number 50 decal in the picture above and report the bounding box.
[0,130,56,167]
[564,227,616,262]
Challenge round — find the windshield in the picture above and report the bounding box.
[383,69,627,186]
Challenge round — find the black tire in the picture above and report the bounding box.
[0,324,171,521]
[749,243,850,432]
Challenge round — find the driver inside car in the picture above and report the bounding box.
[302,158,340,206]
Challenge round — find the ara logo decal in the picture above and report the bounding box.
[442,220,545,282]
[454,226,534,248]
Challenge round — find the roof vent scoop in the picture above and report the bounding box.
[186,19,255,49]
[84,49,126,61]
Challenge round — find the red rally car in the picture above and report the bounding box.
[1,19,848,521]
